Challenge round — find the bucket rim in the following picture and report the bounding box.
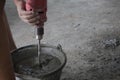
[11,44,67,78]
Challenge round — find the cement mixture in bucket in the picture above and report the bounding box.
[16,54,61,78]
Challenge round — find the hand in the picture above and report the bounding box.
[17,7,40,26]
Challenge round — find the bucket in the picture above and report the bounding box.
[11,44,67,80]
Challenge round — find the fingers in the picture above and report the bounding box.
[26,16,40,26]
[19,10,33,16]
[17,8,41,26]
[21,12,40,25]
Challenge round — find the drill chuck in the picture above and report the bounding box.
[36,27,44,40]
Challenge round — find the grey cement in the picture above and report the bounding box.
[5,0,120,80]
[16,54,61,78]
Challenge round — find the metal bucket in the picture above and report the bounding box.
[11,44,67,80]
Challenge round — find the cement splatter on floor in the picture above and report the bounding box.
[102,38,120,49]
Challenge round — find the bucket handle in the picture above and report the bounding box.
[57,44,63,52]
[40,44,64,52]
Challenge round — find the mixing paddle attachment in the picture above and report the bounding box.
[36,27,44,67]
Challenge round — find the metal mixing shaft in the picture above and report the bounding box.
[36,27,44,67]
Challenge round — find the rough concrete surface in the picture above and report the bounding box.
[5,0,120,80]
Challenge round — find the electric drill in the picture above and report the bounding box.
[26,0,47,65]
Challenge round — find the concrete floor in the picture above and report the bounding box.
[5,0,120,80]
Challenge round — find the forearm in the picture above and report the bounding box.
[0,13,15,80]
[0,52,15,80]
